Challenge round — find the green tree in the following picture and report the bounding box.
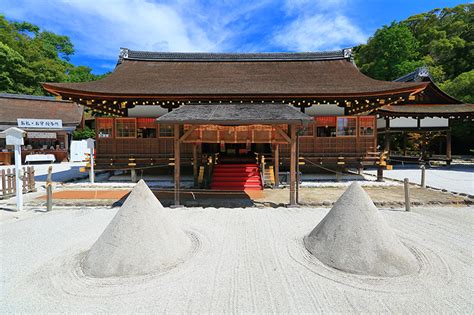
[355,23,423,80]
[72,126,96,140]
[403,4,473,81]
[439,70,474,104]
[0,15,104,95]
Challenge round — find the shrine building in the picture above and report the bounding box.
[42,48,474,205]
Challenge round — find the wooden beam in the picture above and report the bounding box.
[384,117,391,154]
[179,125,198,143]
[193,144,198,187]
[174,124,181,206]
[274,144,280,188]
[446,120,452,164]
[289,125,297,206]
[275,126,291,144]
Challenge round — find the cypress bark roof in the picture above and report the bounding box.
[377,104,474,118]
[156,103,312,125]
[0,93,83,126]
[43,49,427,98]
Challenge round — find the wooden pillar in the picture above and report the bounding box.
[402,132,408,156]
[174,124,181,206]
[289,125,297,206]
[446,120,452,164]
[274,144,280,188]
[384,117,391,153]
[193,143,198,187]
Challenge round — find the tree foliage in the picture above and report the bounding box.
[355,23,423,80]
[0,15,104,95]
[72,126,96,140]
[355,4,473,83]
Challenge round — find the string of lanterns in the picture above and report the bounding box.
[65,94,413,117]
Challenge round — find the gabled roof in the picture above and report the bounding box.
[156,103,312,125]
[0,93,83,126]
[43,48,427,99]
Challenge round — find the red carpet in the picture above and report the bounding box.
[211,163,263,190]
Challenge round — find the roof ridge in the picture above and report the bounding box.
[118,48,352,63]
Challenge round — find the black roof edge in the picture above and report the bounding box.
[394,66,432,82]
[0,92,72,103]
[118,47,353,63]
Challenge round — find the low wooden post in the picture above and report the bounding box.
[376,166,384,182]
[31,166,36,191]
[7,168,13,195]
[22,167,27,194]
[404,178,410,212]
[46,166,53,212]
[130,169,137,182]
[420,164,426,188]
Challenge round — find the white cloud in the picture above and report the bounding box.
[3,0,226,60]
[274,0,366,51]
[274,14,366,51]
[284,0,347,12]
[2,0,367,64]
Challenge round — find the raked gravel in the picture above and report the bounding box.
[0,205,473,313]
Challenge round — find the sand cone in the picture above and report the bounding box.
[82,180,191,277]
[304,182,418,277]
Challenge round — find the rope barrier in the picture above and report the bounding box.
[301,158,355,176]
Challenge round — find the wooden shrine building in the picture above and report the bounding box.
[42,48,473,205]
[376,67,474,163]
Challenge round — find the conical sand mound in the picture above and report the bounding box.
[82,180,192,277]
[304,182,418,277]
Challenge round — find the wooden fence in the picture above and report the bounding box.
[0,166,36,199]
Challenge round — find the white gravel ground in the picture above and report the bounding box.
[1,206,472,313]
[365,164,474,195]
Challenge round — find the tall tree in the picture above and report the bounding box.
[403,4,473,81]
[354,23,423,81]
[0,15,103,95]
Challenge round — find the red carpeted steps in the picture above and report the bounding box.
[211,163,263,190]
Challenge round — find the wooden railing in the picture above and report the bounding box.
[0,166,36,199]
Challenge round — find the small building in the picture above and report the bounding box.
[376,67,474,163]
[0,93,84,165]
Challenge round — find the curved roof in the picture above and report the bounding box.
[377,104,474,118]
[43,49,427,99]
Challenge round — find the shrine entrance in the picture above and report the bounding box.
[156,103,312,206]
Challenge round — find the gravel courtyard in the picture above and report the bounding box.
[1,205,472,313]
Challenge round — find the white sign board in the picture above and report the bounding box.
[4,127,25,145]
[17,118,62,129]
[86,138,95,149]
[70,140,89,162]
[27,132,57,139]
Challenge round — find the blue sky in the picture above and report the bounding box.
[2,0,468,74]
